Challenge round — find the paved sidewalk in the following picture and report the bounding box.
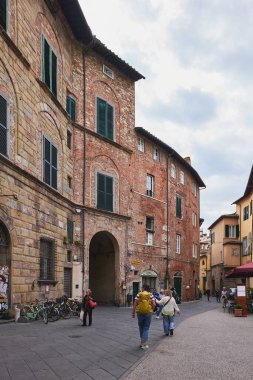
[124,307,253,380]
[0,300,218,379]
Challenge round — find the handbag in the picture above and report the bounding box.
[79,310,84,321]
[88,299,97,309]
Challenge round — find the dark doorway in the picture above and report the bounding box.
[0,222,11,312]
[173,272,182,298]
[89,231,118,304]
[64,268,72,298]
[132,282,140,303]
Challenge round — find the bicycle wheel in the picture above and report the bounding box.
[43,309,48,324]
[61,304,71,319]
[48,306,60,322]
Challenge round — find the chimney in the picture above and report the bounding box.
[184,157,191,165]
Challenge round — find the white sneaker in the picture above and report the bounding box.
[140,344,149,349]
[155,316,159,319]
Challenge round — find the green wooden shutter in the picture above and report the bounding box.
[225,225,229,238]
[97,173,105,209]
[66,96,76,122]
[0,94,7,156]
[0,0,7,31]
[43,137,51,185]
[105,176,113,211]
[43,38,51,88]
[176,195,182,218]
[107,103,114,140]
[51,50,57,97]
[97,98,106,136]
[51,144,57,189]
[67,219,74,243]
[236,225,239,238]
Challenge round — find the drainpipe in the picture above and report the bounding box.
[81,37,95,298]
[239,204,242,266]
[165,154,172,289]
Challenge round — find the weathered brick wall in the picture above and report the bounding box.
[0,0,85,304]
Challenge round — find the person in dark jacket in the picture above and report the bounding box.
[82,289,94,326]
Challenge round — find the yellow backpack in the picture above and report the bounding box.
[136,291,152,314]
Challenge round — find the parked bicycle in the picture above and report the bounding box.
[20,300,48,324]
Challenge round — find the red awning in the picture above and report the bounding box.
[225,262,253,278]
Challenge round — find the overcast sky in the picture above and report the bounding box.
[81,0,253,233]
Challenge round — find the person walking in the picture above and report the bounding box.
[132,284,156,349]
[206,288,210,301]
[81,289,95,326]
[156,289,180,336]
[156,289,165,319]
[215,288,221,302]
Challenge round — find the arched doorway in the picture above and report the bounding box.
[0,222,11,312]
[173,272,182,299]
[89,231,119,304]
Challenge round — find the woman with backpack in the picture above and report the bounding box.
[132,284,156,349]
[156,289,180,336]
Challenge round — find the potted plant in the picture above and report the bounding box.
[74,240,81,246]
[234,304,243,317]
[63,236,68,245]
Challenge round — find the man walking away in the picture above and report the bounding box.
[132,284,156,349]
[206,288,210,301]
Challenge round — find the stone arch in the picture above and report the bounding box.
[0,217,12,311]
[89,231,120,304]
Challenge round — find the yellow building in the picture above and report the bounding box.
[208,214,240,292]
[233,165,253,287]
[199,231,211,294]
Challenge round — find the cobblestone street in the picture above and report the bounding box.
[0,299,219,380]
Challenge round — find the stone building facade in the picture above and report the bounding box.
[0,0,205,310]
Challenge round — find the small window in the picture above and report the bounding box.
[180,170,184,185]
[192,182,197,196]
[242,237,247,256]
[138,138,145,152]
[202,260,205,265]
[225,225,239,238]
[0,93,8,157]
[43,137,57,189]
[147,174,154,197]
[176,194,182,219]
[42,35,57,97]
[146,216,154,246]
[250,200,252,216]
[67,219,74,244]
[192,243,197,258]
[97,97,114,141]
[97,173,113,212]
[0,0,7,31]
[171,163,176,178]
[66,96,76,122]
[211,232,215,244]
[67,175,72,189]
[103,64,114,79]
[243,206,249,221]
[192,212,197,227]
[153,147,160,161]
[232,249,238,256]
[40,238,56,281]
[176,234,181,254]
[67,250,72,262]
[67,131,72,149]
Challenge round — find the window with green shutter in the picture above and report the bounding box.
[43,137,57,189]
[97,97,114,140]
[66,96,76,122]
[176,194,182,219]
[0,93,8,157]
[0,0,7,31]
[67,219,74,244]
[97,173,113,212]
[42,35,57,97]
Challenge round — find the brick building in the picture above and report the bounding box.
[0,0,205,310]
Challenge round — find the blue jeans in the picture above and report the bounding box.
[156,304,163,317]
[137,312,152,343]
[162,314,175,334]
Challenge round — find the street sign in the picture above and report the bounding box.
[131,260,141,265]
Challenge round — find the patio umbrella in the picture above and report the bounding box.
[225,262,253,278]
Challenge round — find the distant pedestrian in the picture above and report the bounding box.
[156,289,165,319]
[156,289,180,336]
[81,289,95,326]
[152,288,160,314]
[215,288,221,302]
[206,288,210,301]
[221,287,228,308]
[132,284,156,349]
